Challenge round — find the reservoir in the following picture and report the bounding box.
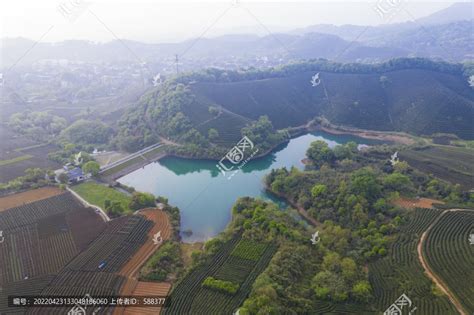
[118,131,381,242]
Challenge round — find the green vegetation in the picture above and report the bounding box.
[369,208,456,314]
[230,239,267,261]
[424,211,474,313]
[129,191,156,210]
[140,241,183,281]
[241,141,474,313]
[399,145,474,189]
[60,119,112,145]
[8,111,66,141]
[117,58,473,160]
[71,182,132,216]
[82,161,100,176]
[0,154,33,166]
[164,234,276,315]
[0,168,55,192]
[202,277,239,295]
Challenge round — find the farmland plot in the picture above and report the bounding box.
[164,237,276,315]
[369,208,457,314]
[424,210,474,313]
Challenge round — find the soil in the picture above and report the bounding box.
[317,125,416,145]
[0,187,63,211]
[114,208,172,315]
[392,197,444,209]
[123,282,172,315]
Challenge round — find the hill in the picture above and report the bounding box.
[116,58,474,154]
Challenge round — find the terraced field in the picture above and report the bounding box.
[0,191,106,315]
[0,186,63,211]
[423,210,474,314]
[0,125,61,182]
[115,208,172,315]
[27,213,156,314]
[399,145,474,189]
[196,111,250,147]
[164,237,277,315]
[369,208,457,314]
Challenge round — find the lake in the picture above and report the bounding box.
[118,131,381,242]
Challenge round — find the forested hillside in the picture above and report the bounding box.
[116,58,474,153]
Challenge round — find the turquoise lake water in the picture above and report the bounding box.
[118,131,381,242]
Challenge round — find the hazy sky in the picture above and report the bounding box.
[0,0,466,43]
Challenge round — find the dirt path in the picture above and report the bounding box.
[392,197,444,209]
[113,208,172,315]
[417,208,473,315]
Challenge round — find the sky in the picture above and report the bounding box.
[0,0,466,43]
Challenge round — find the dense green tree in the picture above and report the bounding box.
[306,140,335,165]
[207,128,219,141]
[352,281,372,302]
[129,192,156,210]
[82,161,100,176]
[61,119,112,145]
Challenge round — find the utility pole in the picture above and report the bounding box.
[175,54,179,74]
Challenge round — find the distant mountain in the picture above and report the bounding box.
[1,3,472,69]
[415,2,473,25]
[117,59,474,153]
[0,33,408,69]
[291,3,473,62]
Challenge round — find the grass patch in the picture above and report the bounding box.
[71,181,132,214]
[0,155,33,166]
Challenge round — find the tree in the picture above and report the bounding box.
[322,252,342,272]
[311,184,327,198]
[208,128,219,141]
[58,172,69,184]
[352,280,372,302]
[82,161,100,176]
[105,200,125,217]
[208,106,220,116]
[61,119,112,144]
[312,271,348,302]
[333,142,357,160]
[350,168,381,201]
[341,257,357,282]
[306,140,335,165]
[383,172,412,192]
[129,192,156,210]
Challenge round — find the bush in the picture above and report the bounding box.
[129,192,156,210]
[202,277,239,295]
[82,161,100,176]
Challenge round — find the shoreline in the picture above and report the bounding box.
[314,125,416,145]
[103,124,414,182]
